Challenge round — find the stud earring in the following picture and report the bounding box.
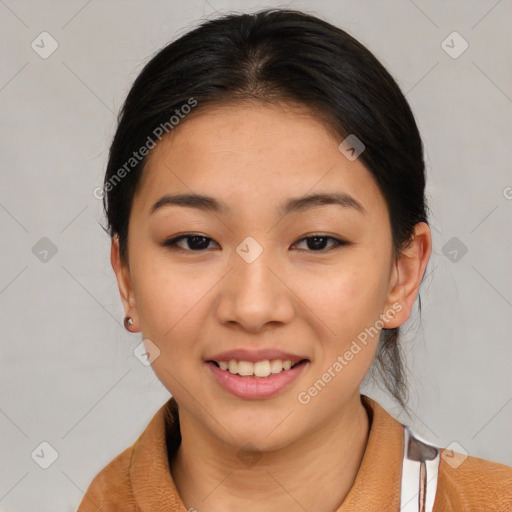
[124,316,134,330]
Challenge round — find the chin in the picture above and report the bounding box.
[211,407,303,450]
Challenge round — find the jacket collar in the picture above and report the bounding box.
[130,394,403,511]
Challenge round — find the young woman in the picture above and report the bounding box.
[78,8,512,512]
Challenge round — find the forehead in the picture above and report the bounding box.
[145,100,338,167]
[133,101,384,218]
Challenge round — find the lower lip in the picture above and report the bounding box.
[205,360,309,399]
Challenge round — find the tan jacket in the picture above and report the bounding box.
[77,395,512,511]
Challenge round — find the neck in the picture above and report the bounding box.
[170,392,370,512]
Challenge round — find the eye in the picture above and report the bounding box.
[162,233,349,253]
[293,235,349,252]
[162,234,219,252]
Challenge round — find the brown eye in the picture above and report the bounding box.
[293,235,348,252]
[163,234,218,251]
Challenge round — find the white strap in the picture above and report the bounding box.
[400,426,440,512]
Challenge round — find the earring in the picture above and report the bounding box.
[124,316,134,331]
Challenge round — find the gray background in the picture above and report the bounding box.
[1,1,511,510]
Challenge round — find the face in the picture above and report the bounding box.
[112,100,430,451]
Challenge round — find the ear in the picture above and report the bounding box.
[382,222,432,328]
[111,235,139,330]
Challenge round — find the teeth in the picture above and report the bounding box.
[270,359,283,373]
[238,361,254,376]
[216,359,300,377]
[254,360,271,377]
[228,360,238,374]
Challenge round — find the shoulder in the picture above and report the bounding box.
[434,448,512,511]
[76,445,137,511]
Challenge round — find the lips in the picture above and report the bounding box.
[206,358,309,399]
[206,348,308,364]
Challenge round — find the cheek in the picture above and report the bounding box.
[134,265,210,394]
[130,250,212,350]
[292,261,390,407]
[297,256,390,338]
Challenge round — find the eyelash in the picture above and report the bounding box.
[162,233,349,253]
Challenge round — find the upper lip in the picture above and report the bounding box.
[206,348,308,363]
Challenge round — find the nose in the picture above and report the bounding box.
[214,242,295,332]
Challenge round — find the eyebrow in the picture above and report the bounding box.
[149,191,366,216]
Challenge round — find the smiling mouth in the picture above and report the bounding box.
[207,359,309,378]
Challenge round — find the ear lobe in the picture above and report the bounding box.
[383,222,432,329]
[111,235,137,317]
